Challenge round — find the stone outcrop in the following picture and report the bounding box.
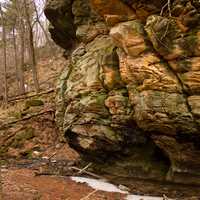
[45,0,200,185]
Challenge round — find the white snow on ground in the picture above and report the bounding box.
[71,176,128,194]
[71,176,173,200]
[126,195,168,200]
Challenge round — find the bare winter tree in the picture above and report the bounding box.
[0,3,8,103]
[12,23,20,92]
[15,0,26,94]
[0,0,56,98]
[24,0,40,92]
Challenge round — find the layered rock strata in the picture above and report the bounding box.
[45,0,200,185]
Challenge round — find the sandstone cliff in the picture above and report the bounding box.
[45,0,200,185]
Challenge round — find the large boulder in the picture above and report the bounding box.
[45,0,200,186]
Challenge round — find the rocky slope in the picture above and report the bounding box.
[45,0,200,185]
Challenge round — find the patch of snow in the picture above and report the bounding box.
[70,176,128,194]
[126,195,168,200]
[70,176,173,200]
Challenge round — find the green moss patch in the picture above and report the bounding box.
[25,99,44,110]
[11,127,35,148]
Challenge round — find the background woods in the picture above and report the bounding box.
[0,0,57,102]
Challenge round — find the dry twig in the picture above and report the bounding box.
[8,89,55,102]
[80,189,98,200]
[69,166,102,179]
[160,0,172,17]
[77,163,92,175]
[168,0,172,17]
[163,194,169,200]
[0,109,54,130]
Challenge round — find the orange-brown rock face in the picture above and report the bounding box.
[45,0,200,187]
[90,0,137,26]
[90,0,136,18]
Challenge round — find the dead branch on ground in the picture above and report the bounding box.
[8,89,55,102]
[69,166,103,179]
[0,109,54,130]
[80,189,98,200]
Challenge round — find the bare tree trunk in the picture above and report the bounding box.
[0,4,8,104]
[16,0,26,94]
[12,26,20,92]
[24,0,40,92]
[19,19,26,94]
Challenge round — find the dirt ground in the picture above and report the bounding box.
[1,141,200,200]
[1,168,126,200]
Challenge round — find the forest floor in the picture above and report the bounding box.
[0,150,127,200]
[0,55,199,200]
[1,145,200,200]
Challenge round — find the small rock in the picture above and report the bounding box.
[118,184,130,192]
[56,144,61,149]
[42,156,49,160]
[1,168,8,172]
[33,151,40,156]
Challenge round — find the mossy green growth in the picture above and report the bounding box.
[0,159,7,165]
[25,99,44,109]
[15,128,35,140]
[179,35,197,56]
[175,59,192,73]
[8,111,22,119]
[0,146,8,156]
[11,127,35,148]
[96,93,107,105]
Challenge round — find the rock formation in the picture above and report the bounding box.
[45,0,200,185]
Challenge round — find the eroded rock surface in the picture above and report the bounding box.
[45,0,200,185]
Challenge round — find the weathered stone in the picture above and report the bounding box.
[72,0,102,25]
[169,57,200,73]
[169,56,200,95]
[76,23,108,43]
[118,51,181,93]
[145,15,200,60]
[58,36,127,151]
[110,20,148,57]
[90,0,136,19]
[188,96,200,117]
[188,96,200,126]
[132,90,197,135]
[104,14,136,26]
[45,0,76,49]
[46,0,200,186]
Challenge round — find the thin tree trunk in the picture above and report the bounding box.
[16,0,25,94]
[12,26,20,92]
[0,4,8,104]
[24,0,40,92]
[19,19,26,94]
